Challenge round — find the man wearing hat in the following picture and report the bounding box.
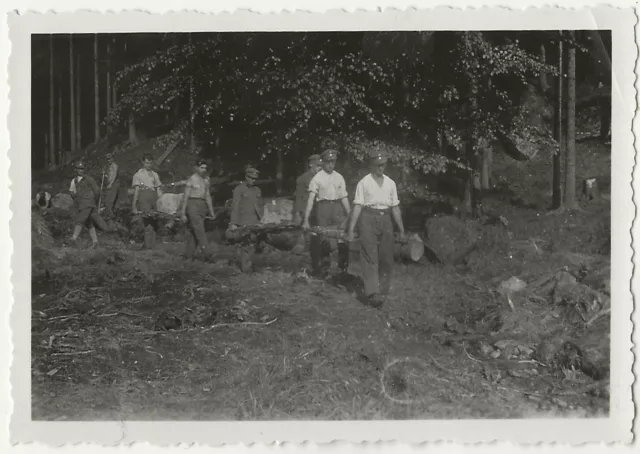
[347,150,406,308]
[103,151,120,219]
[131,153,163,249]
[229,166,263,230]
[68,160,112,248]
[180,159,216,258]
[302,148,351,278]
[294,154,322,225]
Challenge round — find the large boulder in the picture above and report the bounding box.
[424,215,478,265]
[157,193,183,215]
[261,197,294,224]
[51,193,74,211]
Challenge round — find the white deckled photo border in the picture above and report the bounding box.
[3,2,637,447]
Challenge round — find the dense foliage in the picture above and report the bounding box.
[104,31,563,197]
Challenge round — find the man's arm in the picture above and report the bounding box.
[180,186,192,217]
[205,182,215,218]
[303,177,318,225]
[389,182,405,236]
[107,164,117,187]
[229,187,241,226]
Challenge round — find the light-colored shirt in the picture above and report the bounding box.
[186,173,210,199]
[353,174,400,209]
[308,170,348,202]
[132,169,162,190]
[107,162,119,187]
[69,176,83,194]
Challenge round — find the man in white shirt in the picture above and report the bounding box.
[347,150,406,308]
[302,148,351,278]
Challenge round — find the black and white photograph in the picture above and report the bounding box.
[6,4,635,447]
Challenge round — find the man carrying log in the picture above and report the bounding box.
[68,160,114,249]
[302,148,350,279]
[131,154,163,249]
[293,154,322,225]
[347,150,406,308]
[226,166,264,271]
[103,152,120,219]
[180,159,216,258]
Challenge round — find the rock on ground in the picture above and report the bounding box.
[262,197,294,224]
[424,215,478,265]
[51,193,74,211]
[157,193,183,215]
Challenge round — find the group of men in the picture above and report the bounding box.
[293,147,406,308]
[64,145,405,308]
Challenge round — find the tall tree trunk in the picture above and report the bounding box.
[480,147,492,190]
[276,148,284,195]
[539,43,549,93]
[69,35,76,155]
[48,35,55,170]
[552,37,564,209]
[112,38,117,110]
[128,113,138,145]
[57,86,62,164]
[564,32,578,209]
[189,33,196,152]
[76,53,82,152]
[106,39,112,135]
[94,34,100,143]
[44,133,49,169]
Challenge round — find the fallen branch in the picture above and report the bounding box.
[96,311,151,319]
[200,317,278,332]
[51,349,94,356]
[585,308,611,326]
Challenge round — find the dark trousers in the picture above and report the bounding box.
[104,180,120,218]
[132,189,158,249]
[358,208,394,297]
[185,198,208,257]
[75,206,110,231]
[312,200,349,275]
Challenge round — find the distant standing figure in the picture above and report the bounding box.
[302,148,350,279]
[347,151,406,308]
[103,152,120,218]
[226,166,264,272]
[68,160,112,248]
[294,154,322,225]
[131,154,163,249]
[228,166,263,230]
[180,160,216,258]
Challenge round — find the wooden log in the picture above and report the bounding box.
[393,233,425,262]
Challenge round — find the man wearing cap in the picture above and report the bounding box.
[229,166,263,229]
[180,159,216,258]
[302,148,350,278]
[294,154,322,225]
[347,150,406,308]
[131,154,163,249]
[68,160,112,248]
[103,152,120,219]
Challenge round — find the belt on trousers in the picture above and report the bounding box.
[362,206,390,215]
[189,197,205,200]
[316,199,341,204]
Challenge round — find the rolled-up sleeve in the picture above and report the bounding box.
[132,172,143,188]
[337,175,348,199]
[308,175,319,195]
[353,180,365,206]
[389,181,400,207]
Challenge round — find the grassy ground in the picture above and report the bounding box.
[30,139,612,421]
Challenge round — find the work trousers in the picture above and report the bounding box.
[104,180,120,218]
[313,200,349,275]
[132,189,158,249]
[358,208,394,297]
[185,198,208,257]
[75,206,110,232]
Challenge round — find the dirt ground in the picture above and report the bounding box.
[30,139,612,421]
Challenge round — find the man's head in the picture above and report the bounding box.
[308,154,322,174]
[106,152,114,164]
[321,149,338,174]
[369,151,388,178]
[142,154,153,170]
[195,159,208,177]
[74,160,86,176]
[245,166,259,185]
